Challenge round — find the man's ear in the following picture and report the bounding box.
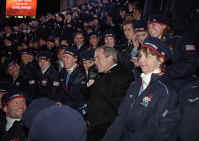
[159,57,164,64]
[161,24,167,31]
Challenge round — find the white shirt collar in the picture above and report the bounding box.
[42,65,50,74]
[6,116,20,131]
[109,64,117,70]
[140,69,161,90]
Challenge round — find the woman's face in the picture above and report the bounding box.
[138,50,162,74]
[148,22,166,38]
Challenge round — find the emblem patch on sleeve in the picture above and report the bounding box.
[140,94,152,107]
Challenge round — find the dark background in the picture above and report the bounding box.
[37,0,60,16]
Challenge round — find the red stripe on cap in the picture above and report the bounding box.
[63,51,75,57]
[0,92,7,95]
[154,72,165,76]
[104,35,114,38]
[3,96,25,107]
[142,45,166,62]
[135,30,147,33]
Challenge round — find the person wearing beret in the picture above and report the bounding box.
[55,14,65,36]
[54,47,87,114]
[1,89,28,141]
[46,36,56,52]
[19,49,40,103]
[53,46,65,73]
[134,20,148,45]
[118,20,139,73]
[103,30,118,49]
[87,46,133,141]
[3,58,26,94]
[73,31,88,54]
[147,14,197,80]
[87,32,100,51]
[36,51,60,100]
[28,105,87,141]
[102,37,180,141]
[129,20,148,69]
[80,50,98,102]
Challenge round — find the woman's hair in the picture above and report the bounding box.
[138,47,166,71]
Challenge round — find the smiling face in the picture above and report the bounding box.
[138,48,163,74]
[62,53,77,69]
[148,22,166,38]
[3,97,26,119]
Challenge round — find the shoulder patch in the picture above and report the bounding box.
[185,44,196,51]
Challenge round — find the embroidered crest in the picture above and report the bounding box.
[140,94,152,107]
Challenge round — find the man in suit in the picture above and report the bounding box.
[87,46,133,141]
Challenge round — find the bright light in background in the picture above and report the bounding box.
[6,0,37,16]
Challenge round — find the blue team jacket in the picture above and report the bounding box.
[102,73,180,141]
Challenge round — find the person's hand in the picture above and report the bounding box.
[130,57,139,67]
[87,79,95,87]
[132,35,139,49]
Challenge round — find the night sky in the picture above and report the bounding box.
[37,0,60,16]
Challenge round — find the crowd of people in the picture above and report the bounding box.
[0,0,199,141]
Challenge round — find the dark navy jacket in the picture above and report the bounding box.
[54,66,86,110]
[37,65,59,99]
[165,35,197,79]
[102,73,180,141]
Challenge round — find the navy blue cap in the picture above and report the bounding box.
[148,14,170,25]
[47,36,55,42]
[133,20,147,32]
[104,30,115,38]
[142,36,171,62]
[22,98,56,129]
[63,46,79,57]
[0,82,10,96]
[1,89,25,108]
[29,105,86,141]
[37,51,53,60]
[20,48,35,56]
[58,13,65,21]
[80,50,94,61]
[88,32,98,38]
